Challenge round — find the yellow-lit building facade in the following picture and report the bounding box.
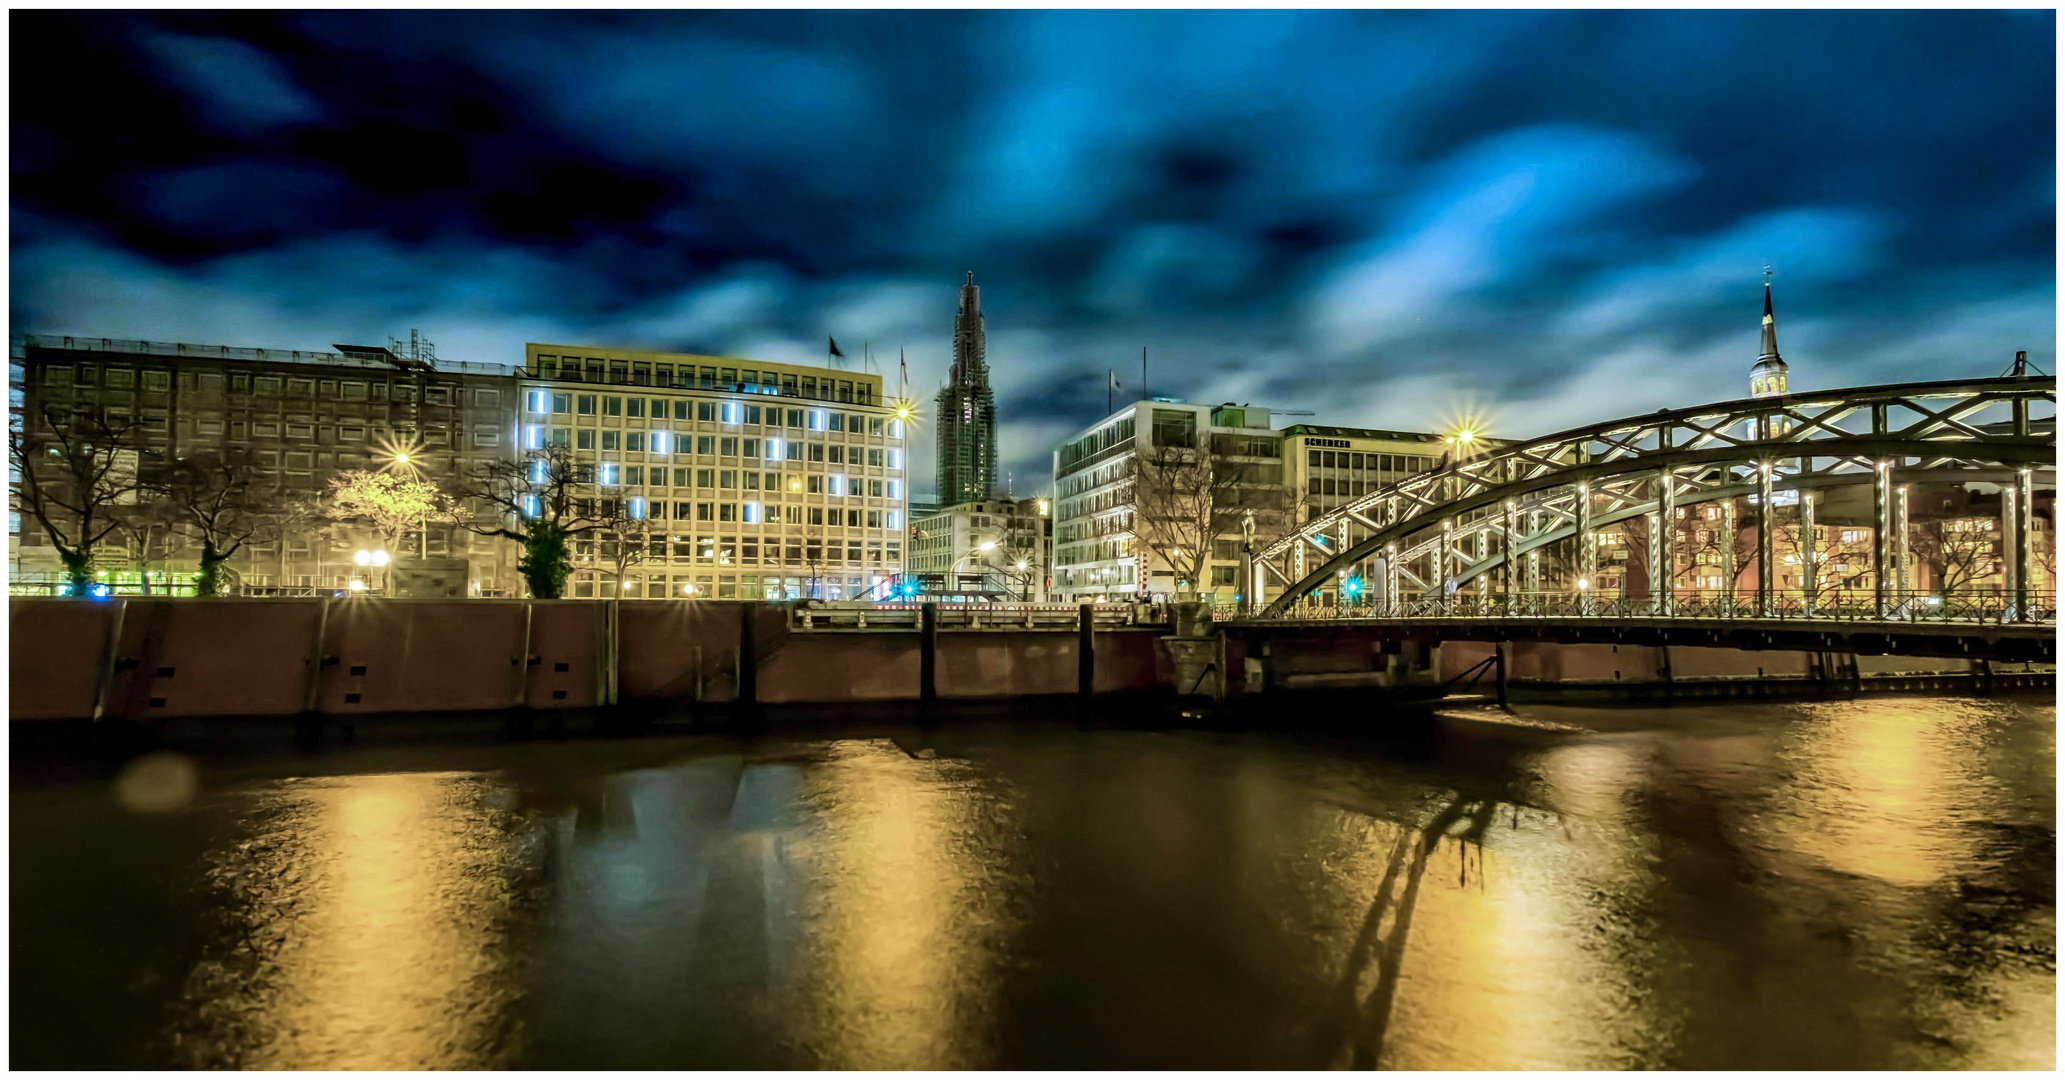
[518,344,910,600]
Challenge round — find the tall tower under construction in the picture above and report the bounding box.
[934,272,998,504]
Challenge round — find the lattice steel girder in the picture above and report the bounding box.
[1261,376,2054,563]
[1260,436,2053,615]
[1415,466,2039,590]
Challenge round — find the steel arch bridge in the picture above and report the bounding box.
[1246,376,2057,632]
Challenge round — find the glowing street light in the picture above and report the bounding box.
[977,539,997,553]
[353,549,391,567]
[347,579,369,592]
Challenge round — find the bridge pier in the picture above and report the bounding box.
[1873,461,1892,619]
[1721,499,1738,618]
[1576,487,1595,615]
[1653,470,1676,617]
[1801,490,1818,617]
[2010,468,2033,622]
[1757,464,1776,617]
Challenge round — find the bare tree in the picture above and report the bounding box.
[594,497,657,592]
[448,445,610,599]
[1612,514,1652,601]
[2034,509,2057,599]
[146,451,310,596]
[111,496,189,596]
[9,403,150,594]
[1129,444,1275,599]
[1909,516,1996,597]
[327,468,463,555]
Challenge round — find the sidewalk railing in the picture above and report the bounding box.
[793,602,1147,631]
[1233,590,2057,627]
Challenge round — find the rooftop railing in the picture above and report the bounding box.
[16,335,513,377]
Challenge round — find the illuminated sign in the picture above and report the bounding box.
[1306,438,1352,449]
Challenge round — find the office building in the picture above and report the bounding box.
[10,333,519,595]
[517,344,910,600]
[908,496,1053,601]
[1051,399,1286,606]
[1280,424,1468,524]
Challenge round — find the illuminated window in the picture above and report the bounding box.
[599,463,619,486]
[829,474,846,497]
[744,502,763,524]
[651,431,669,455]
[888,419,904,439]
[721,401,742,425]
[886,448,903,469]
[524,425,544,449]
[887,510,901,530]
[808,409,827,432]
[521,494,540,518]
[526,389,550,414]
[630,497,646,520]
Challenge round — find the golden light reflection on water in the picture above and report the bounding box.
[1301,796,1669,1068]
[1765,700,1981,887]
[784,739,1025,1070]
[17,698,2045,1071]
[170,773,526,1070]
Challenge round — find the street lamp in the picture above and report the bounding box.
[353,548,390,592]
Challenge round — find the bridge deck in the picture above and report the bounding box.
[1224,615,2055,663]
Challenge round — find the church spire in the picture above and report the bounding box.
[1750,269,1789,398]
[937,271,998,503]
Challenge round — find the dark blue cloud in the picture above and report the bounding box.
[10,10,2054,490]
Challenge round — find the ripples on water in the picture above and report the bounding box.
[10,696,2054,1069]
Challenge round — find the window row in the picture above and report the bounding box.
[532,356,875,405]
[525,390,899,435]
[573,574,895,602]
[1307,449,1436,473]
[47,364,499,407]
[567,464,902,499]
[522,427,901,468]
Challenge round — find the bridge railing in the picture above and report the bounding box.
[1238,590,2056,626]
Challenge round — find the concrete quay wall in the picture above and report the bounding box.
[8,598,1170,722]
[10,598,2028,724]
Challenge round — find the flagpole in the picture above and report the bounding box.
[1142,346,1147,401]
[1107,368,1113,415]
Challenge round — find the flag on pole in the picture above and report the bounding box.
[828,337,844,360]
[1109,370,1122,391]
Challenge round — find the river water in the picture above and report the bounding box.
[10,695,2054,1069]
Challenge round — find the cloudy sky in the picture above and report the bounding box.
[11,10,2055,494]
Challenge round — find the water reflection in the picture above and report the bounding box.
[168,773,530,1069]
[786,739,1027,1069]
[11,696,2053,1070]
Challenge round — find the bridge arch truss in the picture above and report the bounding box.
[1252,376,2056,622]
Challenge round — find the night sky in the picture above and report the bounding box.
[11,10,2055,493]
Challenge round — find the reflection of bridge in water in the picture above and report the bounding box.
[1236,376,2055,663]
